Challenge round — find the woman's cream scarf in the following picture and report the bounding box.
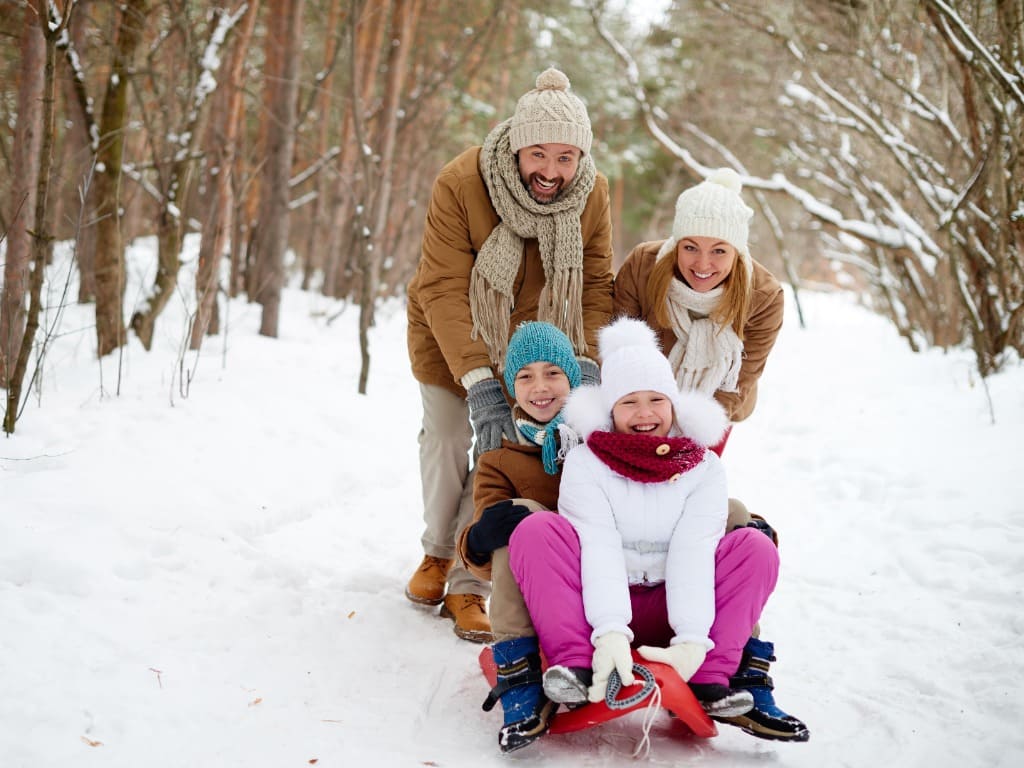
[470,118,596,370]
[665,278,743,397]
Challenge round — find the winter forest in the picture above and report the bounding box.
[0,0,1021,435]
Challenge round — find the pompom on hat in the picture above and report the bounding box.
[508,68,593,155]
[562,318,728,446]
[503,321,582,395]
[656,167,755,276]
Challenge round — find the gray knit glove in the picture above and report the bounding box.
[466,378,515,454]
[578,358,600,387]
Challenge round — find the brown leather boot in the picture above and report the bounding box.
[440,593,493,643]
[405,555,452,606]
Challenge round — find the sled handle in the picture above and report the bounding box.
[606,663,658,709]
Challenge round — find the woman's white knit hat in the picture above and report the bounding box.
[657,168,754,275]
[508,68,593,155]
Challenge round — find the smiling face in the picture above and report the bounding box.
[675,236,738,292]
[516,143,581,204]
[611,390,675,437]
[513,362,572,423]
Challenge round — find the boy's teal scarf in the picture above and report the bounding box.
[516,413,565,475]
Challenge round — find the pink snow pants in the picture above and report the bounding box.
[508,511,779,686]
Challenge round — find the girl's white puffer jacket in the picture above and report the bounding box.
[557,384,729,650]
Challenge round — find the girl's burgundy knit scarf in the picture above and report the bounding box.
[586,431,705,483]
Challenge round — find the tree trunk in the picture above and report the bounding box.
[55,5,103,304]
[191,1,260,349]
[380,132,425,292]
[1,4,44,387]
[356,0,420,393]
[129,210,181,350]
[301,0,345,292]
[62,8,100,303]
[93,0,149,358]
[610,173,624,270]
[130,6,242,350]
[255,0,305,337]
[4,0,63,434]
[323,0,386,300]
[235,150,263,299]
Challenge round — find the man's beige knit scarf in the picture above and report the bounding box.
[470,118,596,370]
[665,279,743,397]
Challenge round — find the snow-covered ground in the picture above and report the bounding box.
[2,237,1022,767]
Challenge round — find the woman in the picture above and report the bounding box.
[613,168,784,435]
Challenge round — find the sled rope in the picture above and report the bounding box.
[606,663,661,759]
[632,685,661,759]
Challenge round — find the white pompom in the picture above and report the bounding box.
[598,317,662,360]
[673,390,729,446]
[705,167,742,194]
[562,385,611,440]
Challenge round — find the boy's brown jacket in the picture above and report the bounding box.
[407,146,615,397]
[456,440,562,581]
[613,240,784,423]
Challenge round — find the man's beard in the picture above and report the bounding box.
[523,173,565,204]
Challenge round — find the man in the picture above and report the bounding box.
[405,68,614,642]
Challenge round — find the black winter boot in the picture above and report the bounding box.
[482,638,555,753]
[714,637,810,742]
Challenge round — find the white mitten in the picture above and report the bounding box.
[588,632,635,703]
[637,642,707,682]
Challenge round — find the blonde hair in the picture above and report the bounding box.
[648,243,752,341]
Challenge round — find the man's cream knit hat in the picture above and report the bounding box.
[508,68,593,155]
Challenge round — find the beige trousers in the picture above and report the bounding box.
[489,547,535,641]
[416,383,489,597]
[487,497,547,641]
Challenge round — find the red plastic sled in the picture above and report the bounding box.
[478,646,717,738]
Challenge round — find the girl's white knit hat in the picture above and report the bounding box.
[598,319,678,417]
[562,318,728,446]
[656,168,755,275]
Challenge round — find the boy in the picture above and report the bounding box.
[457,321,580,752]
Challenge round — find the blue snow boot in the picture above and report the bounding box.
[481,637,555,753]
[714,637,810,742]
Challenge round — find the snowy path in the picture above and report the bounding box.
[2,249,1023,767]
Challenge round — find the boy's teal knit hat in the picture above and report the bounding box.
[503,321,581,394]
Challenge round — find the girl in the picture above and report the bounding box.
[508,318,807,740]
